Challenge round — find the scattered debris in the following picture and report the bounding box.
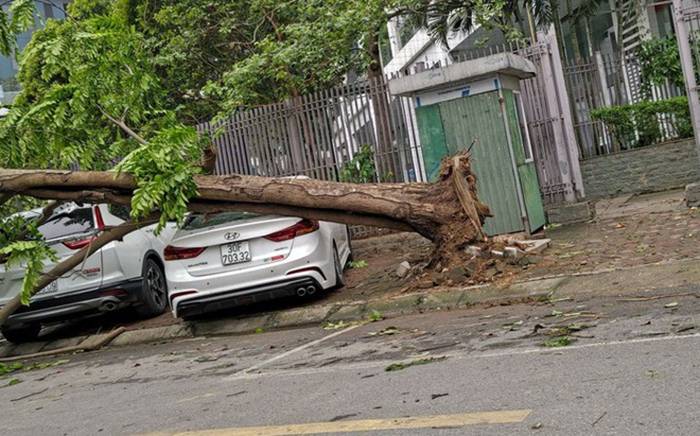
[349,260,368,269]
[11,387,49,402]
[664,302,679,308]
[254,327,265,334]
[675,324,696,333]
[542,336,574,347]
[396,261,411,278]
[367,326,400,337]
[0,362,24,376]
[646,369,660,379]
[591,412,607,427]
[430,393,449,400]
[6,378,22,387]
[323,320,355,330]
[368,310,384,322]
[617,293,699,302]
[385,357,447,372]
[531,422,543,430]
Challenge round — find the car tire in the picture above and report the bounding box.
[1,323,41,344]
[333,244,346,289]
[346,228,354,263]
[134,258,168,318]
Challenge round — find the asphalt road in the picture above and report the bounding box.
[3,288,700,435]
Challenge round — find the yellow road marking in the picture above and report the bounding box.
[148,409,531,436]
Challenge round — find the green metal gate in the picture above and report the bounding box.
[416,90,545,235]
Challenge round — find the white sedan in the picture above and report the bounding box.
[163,212,352,319]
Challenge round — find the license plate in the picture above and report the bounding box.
[37,280,59,296]
[220,241,251,266]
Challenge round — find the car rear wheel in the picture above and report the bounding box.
[333,245,346,289]
[1,323,41,344]
[135,258,168,318]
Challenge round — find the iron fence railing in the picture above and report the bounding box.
[563,51,687,159]
[201,76,427,184]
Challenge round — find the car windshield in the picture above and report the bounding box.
[183,211,259,230]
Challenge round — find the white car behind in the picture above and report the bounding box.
[0,203,175,343]
[164,212,351,319]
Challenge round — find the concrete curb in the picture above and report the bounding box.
[4,257,698,357]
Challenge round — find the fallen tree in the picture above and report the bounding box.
[0,152,490,264]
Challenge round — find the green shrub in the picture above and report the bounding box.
[339,144,376,183]
[591,97,692,149]
[636,37,684,98]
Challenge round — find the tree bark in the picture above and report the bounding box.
[0,152,490,261]
[0,218,158,327]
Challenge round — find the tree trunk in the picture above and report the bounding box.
[0,152,490,263]
[0,218,158,326]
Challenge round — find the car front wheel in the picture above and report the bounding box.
[135,258,168,317]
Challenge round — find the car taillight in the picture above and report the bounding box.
[164,245,206,261]
[63,236,97,250]
[93,206,105,230]
[264,219,319,242]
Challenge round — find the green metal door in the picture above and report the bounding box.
[415,105,448,182]
[502,89,546,233]
[436,92,524,235]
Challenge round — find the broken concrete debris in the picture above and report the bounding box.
[396,261,411,278]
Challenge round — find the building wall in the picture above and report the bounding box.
[580,139,700,199]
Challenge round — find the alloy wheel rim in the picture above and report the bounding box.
[146,266,166,307]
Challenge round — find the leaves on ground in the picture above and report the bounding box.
[385,356,447,372]
[0,362,24,376]
[542,336,574,348]
[6,378,22,386]
[349,260,368,269]
[0,358,69,377]
[368,310,383,322]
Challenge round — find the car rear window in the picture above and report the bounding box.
[183,211,259,230]
[38,208,95,240]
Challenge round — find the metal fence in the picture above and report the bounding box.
[563,51,686,159]
[201,77,426,184]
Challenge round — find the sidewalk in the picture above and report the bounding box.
[2,189,699,357]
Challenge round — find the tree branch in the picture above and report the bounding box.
[97,106,148,146]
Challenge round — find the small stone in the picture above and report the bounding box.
[396,261,411,278]
[447,266,470,282]
[466,246,482,257]
[417,281,434,289]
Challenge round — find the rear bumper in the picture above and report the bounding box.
[174,277,320,319]
[5,279,143,327]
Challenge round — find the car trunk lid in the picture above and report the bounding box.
[170,212,302,277]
